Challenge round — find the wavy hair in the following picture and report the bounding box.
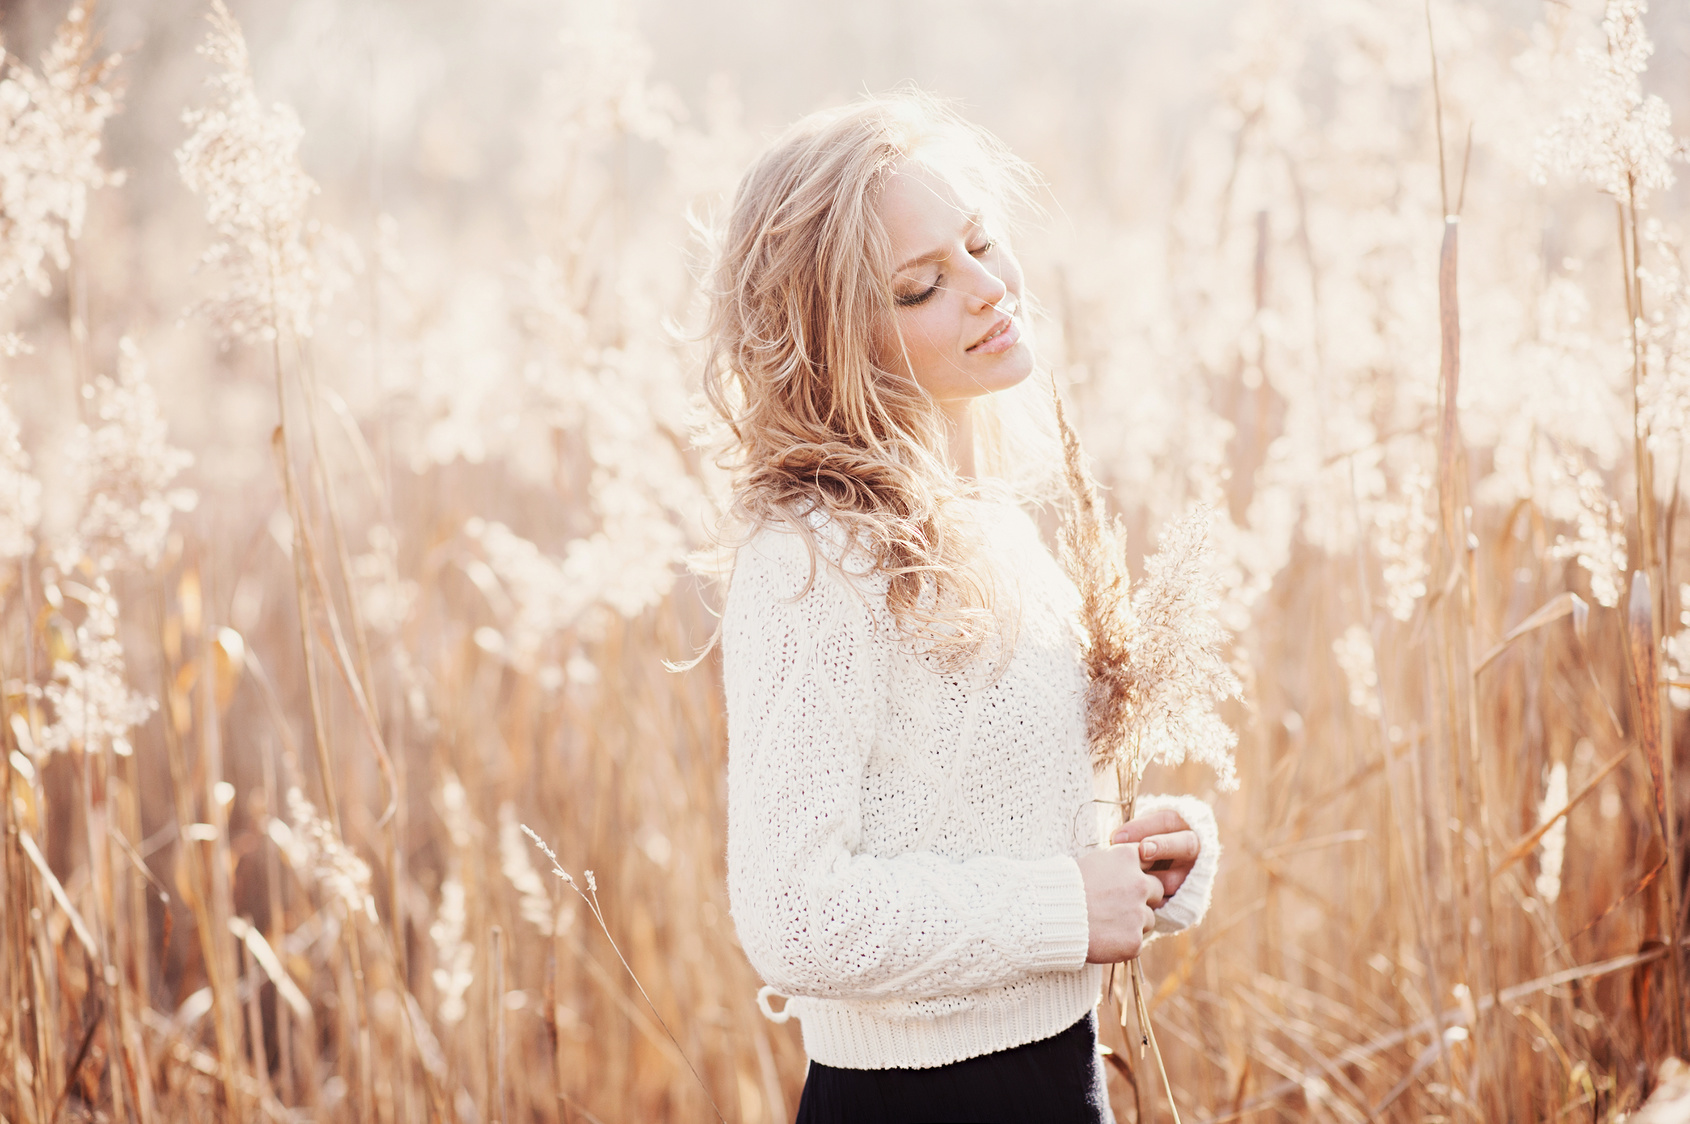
[700,90,1051,665]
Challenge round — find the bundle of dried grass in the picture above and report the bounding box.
[1052,377,1243,1123]
[1052,379,1240,815]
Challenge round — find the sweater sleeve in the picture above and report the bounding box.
[722,526,1091,1004]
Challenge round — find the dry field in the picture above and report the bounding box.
[3,0,1690,1120]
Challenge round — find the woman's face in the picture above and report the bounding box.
[877,162,1033,409]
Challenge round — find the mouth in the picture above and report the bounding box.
[967,313,1020,355]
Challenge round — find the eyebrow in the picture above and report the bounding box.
[892,213,983,276]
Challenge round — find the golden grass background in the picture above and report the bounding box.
[4,0,1690,1119]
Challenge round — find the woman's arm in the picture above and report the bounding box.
[723,526,1096,1004]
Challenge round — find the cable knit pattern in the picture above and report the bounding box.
[723,497,1218,1070]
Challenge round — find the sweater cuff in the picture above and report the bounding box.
[1008,855,1090,973]
[1136,793,1220,937]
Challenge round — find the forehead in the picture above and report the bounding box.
[877,161,983,257]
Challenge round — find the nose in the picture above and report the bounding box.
[964,259,1009,312]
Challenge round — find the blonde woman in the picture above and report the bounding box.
[706,92,1221,1122]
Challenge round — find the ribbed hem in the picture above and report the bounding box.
[793,966,1104,1070]
[1010,854,1091,973]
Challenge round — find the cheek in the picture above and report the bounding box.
[887,306,954,373]
[908,309,952,360]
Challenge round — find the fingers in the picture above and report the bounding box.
[1079,844,1171,963]
[1154,867,1188,899]
[1115,828,1200,902]
[1143,867,1166,909]
[1133,829,1200,868]
[1113,808,1190,845]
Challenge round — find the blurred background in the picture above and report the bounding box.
[5,0,1690,1119]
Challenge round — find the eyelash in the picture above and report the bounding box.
[896,239,997,307]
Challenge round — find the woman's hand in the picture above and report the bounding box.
[1077,845,1165,963]
[1112,807,1202,901]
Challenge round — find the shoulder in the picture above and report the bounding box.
[719,514,892,674]
[729,521,818,602]
[725,509,887,613]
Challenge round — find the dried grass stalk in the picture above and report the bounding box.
[1052,378,1242,1124]
[1051,378,1240,808]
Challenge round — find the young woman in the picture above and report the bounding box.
[704,92,1221,1123]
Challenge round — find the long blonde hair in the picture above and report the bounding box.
[701,90,1053,663]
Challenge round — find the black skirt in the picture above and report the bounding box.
[794,1012,1115,1124]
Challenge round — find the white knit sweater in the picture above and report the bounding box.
[722,496,1219,1070]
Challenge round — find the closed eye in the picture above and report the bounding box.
[896,282,939,307]
[894,237,996,307]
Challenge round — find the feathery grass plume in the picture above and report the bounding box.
[63,337,194,572]
[1663,582,1690,709]
[350,524,417,638]
[499,802,562,937]
[37,571,153,758]
[1374,464,1433,622]
[285,785,375,922]
[1053,383,1135,766]
[0,3,121,310]
[1534,0,1684,207]
[0,383,40,558]
[1548,456,1627,608]
[465,515,679,685]
[1333,624,1383,720]
[1639,222,1690,443]
[1053,384,1240,800]
[1126,511,1242,788]
[431,773,477,1025]
[1535,762,1570,903]
[175,0,345,343]
[429,875,473,1026]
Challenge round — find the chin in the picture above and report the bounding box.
[979,344,1036,392]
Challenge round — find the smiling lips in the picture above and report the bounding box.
[967,314,1020,355]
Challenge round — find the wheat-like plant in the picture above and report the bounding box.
[1053,379,1240,808]
[4,0,1690,1119]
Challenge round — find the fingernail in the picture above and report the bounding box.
[1141,841,1156,860]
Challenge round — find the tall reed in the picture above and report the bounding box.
[2,0,1690,1120]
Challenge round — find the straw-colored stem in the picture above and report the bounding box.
[285,358,407,1110]
[77,686,127,1124]
[155,586,244,1116]
[1135,961,1183,1124]
[294,364,409,1112]
[299,349,380,713]
[1,729,21,1124]
[1630,197,1685,1062]
[552,927,571,1122]
[490,924,507,1124]
[259,726,293,1106]
[1626,572,1686,1059]
[116,743,156,1123]
[268,290,375,1124]
[241,941,275,1111]
[99,739,144,1124]
[1343,453,1453,1096]
[1128,963,1155,1123]
[200,579,249,1120]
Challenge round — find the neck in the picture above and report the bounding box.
[941,399,976,480]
